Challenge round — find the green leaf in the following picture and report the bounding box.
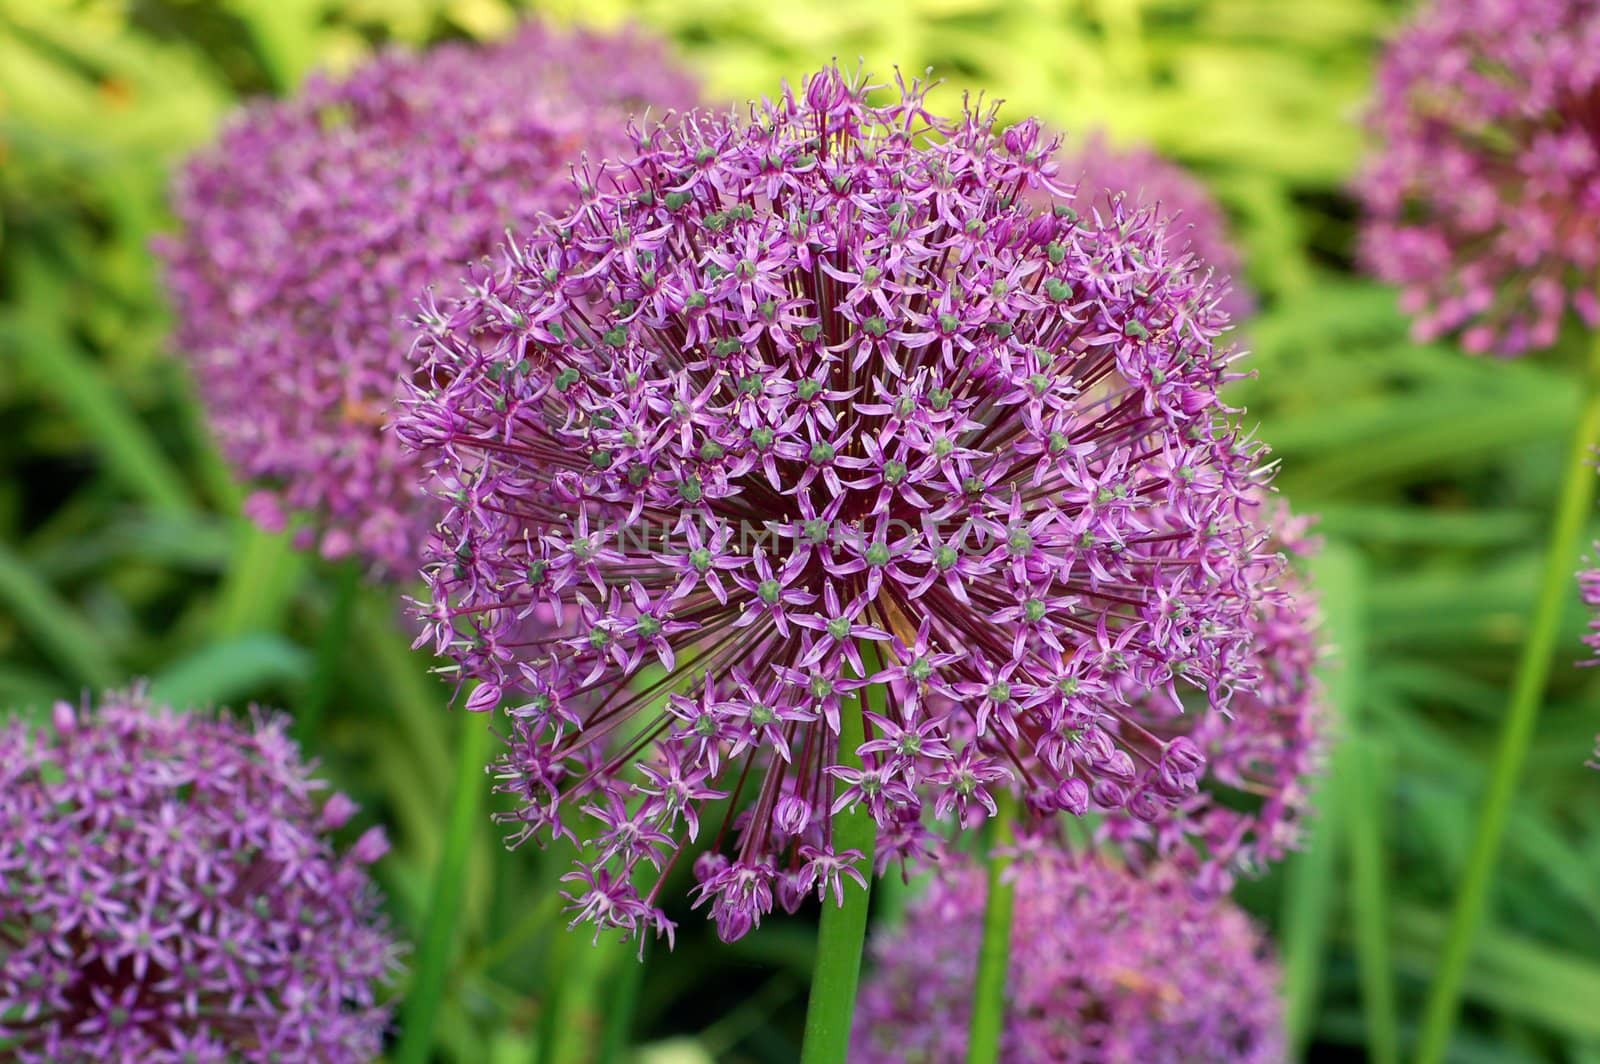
[147,633,310,707]
[1,309,194,517]
[224,0,326,90]
[212,522,306,637]
[1313,541,1399,1064]
[0,538,117,689]
[393,714,496,1064]
[0,664,71,713]
[1395,905,1600,1039]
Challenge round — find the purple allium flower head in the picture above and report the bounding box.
[0,688,400,1062]
[396,65,1277,944]
[851,851,1285,1064]
[1098,495,1326,893]
[159,23,697,574]
[1358,0,1600,356]
[1051,131,1253,322]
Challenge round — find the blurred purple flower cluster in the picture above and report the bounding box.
[1358,0,1600,355]
[396,64,1282,943]
[1100,496,1325,893]
[1584,557,1600,649]
[1054,132,1253,323]
[160,22,697,574]
[851,850,1284,1064]
[0,690,398,1062]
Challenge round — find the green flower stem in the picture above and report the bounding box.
[965,792,1018,1064]
[1415,330,1600,1064]
[395,711,494,1064]
[799,641,881,1064]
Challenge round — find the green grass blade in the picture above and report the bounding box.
[0,664,71,712]
[356,592,450,799]
[1341,733,1399,1064]
[532,925,576,1064]
[1314,542,1399,1064]
[223,0,324,90]
[597,942,646,1064]
[296,558,362,740]
[1396,906,1600,1039]
[0,538,117,689]
[1279,775,1340,1058]
[395,709,496,1064]
[212,522,304,637]
[3,313,193,516]
[148,632,309,707]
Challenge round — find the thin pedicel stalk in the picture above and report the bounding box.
[1416,330,1600,1064]
[799,641,881,1064]
[395,710,494,1064]
[966,793,1017,1064]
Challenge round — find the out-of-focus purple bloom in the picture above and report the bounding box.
[159,22,697,575]
[1358,0,1600,356]
[1052,131,1252,322]
[1099,495,1326,893]
[397,65,1278,945]
[1581,552,1600,765]
[1583,559,1600,662]
[0,688,400,1062]
[851,851,1284,1064]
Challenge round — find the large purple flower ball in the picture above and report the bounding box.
[397,66,1278,944]
[1358,0,1600,355]
[1054,132,1253,322]
[852,852,1285,1064]
[0,690,399,1062]
[160,22,697,574]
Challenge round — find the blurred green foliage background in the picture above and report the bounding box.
[4,0,1600,1061]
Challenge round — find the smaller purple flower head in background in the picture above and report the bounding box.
[1584,562,1600,659]
[851,850,1285,1064]
[159,21,697,575]
[0,687,400,1063]
[1098,493,1326,894]
[1358,0,1600,356]
[1579,553,1600,764]
[1049,131,1253,323]
[396,64,1283,945]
